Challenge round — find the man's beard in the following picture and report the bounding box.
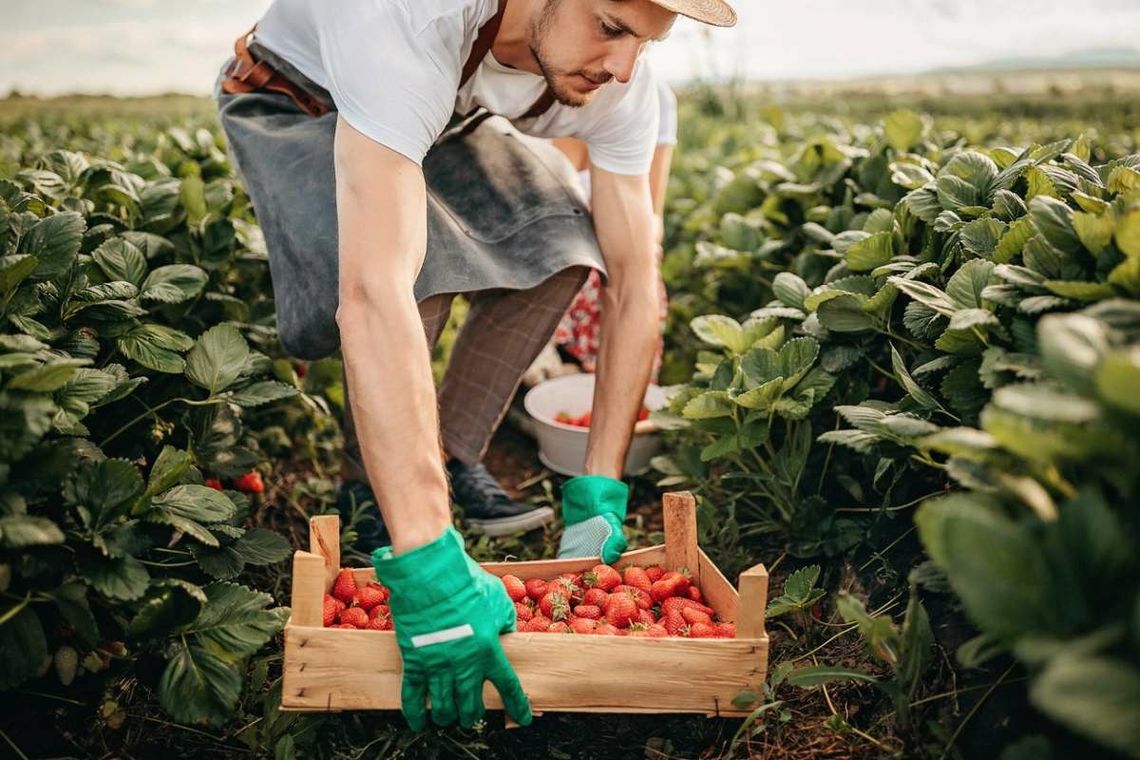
[529,1,611,108]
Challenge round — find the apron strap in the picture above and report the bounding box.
[460,0,557,121]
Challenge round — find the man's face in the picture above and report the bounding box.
[529,0,676,108]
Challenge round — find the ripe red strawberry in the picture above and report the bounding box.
[204,478,224,492]
[613,585,652,610]
[583,564,621,591]
[638,608,656,626]
[523,615,551,632]
[662,611,687,637]
[591,621,619,635]
[570,616,597,635]
[515,602,534,622]
[626,623,651,637]
[548,621,570,634]
[645,565,665,582]
[557,571,583,588]
[366,616,391,630]
[686,585,705,603]
[550,577,582,604]
[355,584,387,612]
[689,622,718,638]
[573,604,602,620]
[622,566,652,594]
[524,578,548,601]
[582,588,610,608]
[322,594,340,627]
[539,590,570,621]
[681,607,713,626]
[334,623,357,629]
[716,622,736,638]
[339,607,369,629]
[501,574,527,602]
[647,624,669,637]
[368,603,390,620]
[661,597,715,618]
[233,470,265,494]
[332,569,358,604]
[603,592,638,628]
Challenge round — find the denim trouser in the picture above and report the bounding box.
[212,56,601,465]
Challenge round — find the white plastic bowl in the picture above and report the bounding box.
[522,373,667,477]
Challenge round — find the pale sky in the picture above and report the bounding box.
[3,0,1140,96]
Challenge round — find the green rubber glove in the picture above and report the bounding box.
[556,475,629,565]
[371,526,532,730]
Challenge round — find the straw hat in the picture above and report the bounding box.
[649,0,737,27]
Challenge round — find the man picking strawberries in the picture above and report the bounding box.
[214,0,736,732]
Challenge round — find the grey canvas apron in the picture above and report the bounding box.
[213,39,604,361]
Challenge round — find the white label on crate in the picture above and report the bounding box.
[411,624,475,648]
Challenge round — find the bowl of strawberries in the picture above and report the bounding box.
[522,373,666,476]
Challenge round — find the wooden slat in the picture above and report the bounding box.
[737,562,768,640]
[309,515,341,592]
[290,551,328,627]
[697,548,738,622]
[348,546,670,588]
[281,624,768,716]
[663,491,699,576]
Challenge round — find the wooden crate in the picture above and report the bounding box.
[281,491,769,717]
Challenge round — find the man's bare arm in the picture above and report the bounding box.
[584,164,661,477]
[333,117,451,554]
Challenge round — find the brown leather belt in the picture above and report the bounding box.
[222,0,555,121]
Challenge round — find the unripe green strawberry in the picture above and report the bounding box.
[54,646,79,686]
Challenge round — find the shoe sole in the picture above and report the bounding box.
[466,506,557,537]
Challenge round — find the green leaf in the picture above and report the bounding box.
[1072,210,1115,255]
[782,565,821,601]
[0,392,57,462]
[1029,196,1082,254]
[91,238,147,287]
[0,606,47,689]
[159,642,243,726]
[74,458,145,524]
[937,152,998,210]
[6,358,88,392]
[21,211,85,279]
[990,384,1100,424]
[1116,207,1140,258]
[227,380,298,409]
[144,446,195,500]
[117,324,194,374]
[946,259,996,309]
[1095,346,1140,415]
[817,294,876,332]
[733,378,784,410]
[691,315,743,353]
[786,665,879,689]
[1030,654,1140,759]
[682,390,735,420]
[186,324,249,393]
[79,553,150,601]
[0,254,38,295]
[0,515,65,548]
[884,109,924,152]
[890,344,946,414]
[960,218,1007,259]
[772,272,810,310]
[845,230,894,272]
[234,528,292,566]
[915,494,1055,640]
[140,264,208,304]
[45,581,99,648]
[151,485,237,525]
[129,578,208,639]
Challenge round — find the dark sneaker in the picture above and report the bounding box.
[333,479,391,553]
[445,458,555,537]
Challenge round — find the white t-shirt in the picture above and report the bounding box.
[576,75,676,201]
[254,0,661,175]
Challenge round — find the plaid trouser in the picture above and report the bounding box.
[340,265,592,481]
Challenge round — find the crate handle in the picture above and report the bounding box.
[309,514,341,592]
[662,491,699,579]
[737,562,768,639]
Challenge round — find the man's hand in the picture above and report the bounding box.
[556,475,629,564]
[373,526,533,729]
[337,119,532,729]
